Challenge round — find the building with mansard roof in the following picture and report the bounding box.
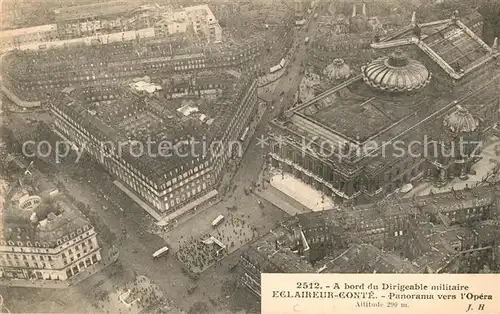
[237,184,500,299]
[0,171,102,282]
[50,71,258,222]
[268,12,500,205]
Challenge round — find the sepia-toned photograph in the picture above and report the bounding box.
[0,0,499,313]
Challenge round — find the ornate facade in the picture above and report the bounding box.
[425,105,482,186]
[269,14,500,205]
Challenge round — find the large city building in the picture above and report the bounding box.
[269,14,500,205]
[0,24,58,51]
[0,172,102,282]
[54,1,155,39]
[237,185,500,298]
[3,12,291,104]
[154,5,222,43]
[50,72,258,221]
[0,2,222,52]
[309,9,483,72]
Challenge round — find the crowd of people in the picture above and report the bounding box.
[176,212,258,274]
[177,236,221,274]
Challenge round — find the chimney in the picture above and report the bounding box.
[411,11,416,25]
[352,3,356,17]
[362,3,366,16]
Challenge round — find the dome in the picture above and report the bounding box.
[362,49,431,92]
[443,105,478,133]
[323,59,351,81]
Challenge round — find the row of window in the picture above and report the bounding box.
[1,226,90,249]
[55,229,91,247]
[1,254,51,262]
[53,111,158,190]
[62,243,95,266]
[1,238,96,268]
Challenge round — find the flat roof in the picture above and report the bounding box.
[0,24,57,39]
[421,23,490,71]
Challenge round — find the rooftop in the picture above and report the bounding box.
[294,78,433,142]
[373,16,497,80]
[0,24,57,39]
[277,17,500,171]
[1,172,91,248]
[238,186,499,274]
[295,185,497,229]
[242,224,314,274]
[54,0,145,22]
[421,23,489,70]
[317,243,417,273]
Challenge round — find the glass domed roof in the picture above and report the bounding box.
[362,49,431,92]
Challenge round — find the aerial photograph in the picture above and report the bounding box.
[0,0,499,313]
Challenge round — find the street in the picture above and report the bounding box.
[230,14,320,198]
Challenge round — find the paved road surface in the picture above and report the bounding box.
[229,15,321,199]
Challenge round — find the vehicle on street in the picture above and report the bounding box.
[305,37,310,44]
[152,246,169,258]
[211,214,225,227]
